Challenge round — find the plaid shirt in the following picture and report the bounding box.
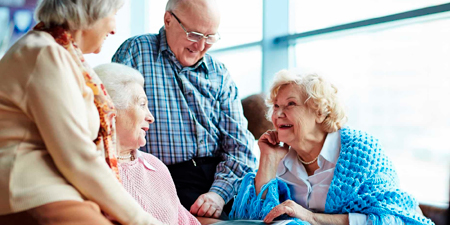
[112,28,257,202]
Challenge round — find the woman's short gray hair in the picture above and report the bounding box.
[94,63,144,110]
[34,0,124,30]
[267,69,347,133]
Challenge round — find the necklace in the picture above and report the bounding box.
[297,154,318,165]
[117,154,134,161]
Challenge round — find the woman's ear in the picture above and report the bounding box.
[316,110,327,124]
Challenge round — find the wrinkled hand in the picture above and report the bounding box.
[190,192,225,218]
[258,130,289,163]
[264,200,314,224]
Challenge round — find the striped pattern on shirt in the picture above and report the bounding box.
[112,28,257,202]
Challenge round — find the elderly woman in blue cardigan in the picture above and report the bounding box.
[230,70,433,225]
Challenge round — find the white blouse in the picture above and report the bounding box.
[276,131,367,225]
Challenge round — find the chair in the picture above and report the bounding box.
[241,93,273,139]
[418,203,448,225]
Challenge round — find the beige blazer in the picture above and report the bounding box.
[0,31,152,225]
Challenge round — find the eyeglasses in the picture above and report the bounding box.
[170,12,221,44]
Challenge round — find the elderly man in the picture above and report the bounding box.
[112,0,257,219]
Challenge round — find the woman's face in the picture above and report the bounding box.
[80,11,117,54]
[116,83,154,151]
[271,84,320,146]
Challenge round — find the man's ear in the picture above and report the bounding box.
[164,11,172,27]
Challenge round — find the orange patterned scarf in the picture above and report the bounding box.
[34,22,121,181]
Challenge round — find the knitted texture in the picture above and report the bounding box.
[230,127,434,225]
[119,153,200,225]
[324,127,433,225]
[230,172,310,225]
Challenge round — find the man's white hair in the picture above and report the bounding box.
[165,0,184,12]
[34,0,124,30]
[94,63,144,110]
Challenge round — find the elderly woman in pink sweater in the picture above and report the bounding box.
[95,63,214,225]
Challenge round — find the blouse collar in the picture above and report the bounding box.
[131,149,157,171]
[277,131,340,177]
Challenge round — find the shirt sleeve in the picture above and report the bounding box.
[112,37,141,70]
[349,213,405,225]
[211,66,258,203]
[25,45,152,225]
[349,213,367,225]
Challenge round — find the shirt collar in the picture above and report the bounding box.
[276,131,341,176]
[277,148,301,177]
[133,149,156,171]
[157,27,209,73]
[318,131,341,166]
[158,27,169,56]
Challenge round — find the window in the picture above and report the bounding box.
[290,0,450,33]
[0,7,10,57]
[209,0,264,98]
[211,0,262,49]
[148,1,166,33]
[85,1,133,67]
[210,46,262,98]
[0,5,34,58]
[294,15,450,203]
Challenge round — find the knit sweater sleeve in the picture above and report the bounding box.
[230,172,310,225]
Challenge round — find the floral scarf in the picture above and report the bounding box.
[34,22,121,181]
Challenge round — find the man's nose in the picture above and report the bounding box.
[193,38,207,51]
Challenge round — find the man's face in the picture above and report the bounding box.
[164,8,220,67]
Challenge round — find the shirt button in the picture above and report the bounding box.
[199,140,204,144]
[187,92,193,97]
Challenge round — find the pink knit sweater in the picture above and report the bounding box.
[119,150,200,225]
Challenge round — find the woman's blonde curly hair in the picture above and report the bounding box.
[266,69,347,133]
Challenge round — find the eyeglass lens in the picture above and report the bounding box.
[187,33,219,44]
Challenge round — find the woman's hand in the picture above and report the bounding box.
[258,130,289,163]
[255,130,290,196]
[263,200,314,224]
[264,200,350,225]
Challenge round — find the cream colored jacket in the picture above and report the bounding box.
[0,31,154,225]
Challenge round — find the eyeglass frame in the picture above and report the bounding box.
[170,12,221,44]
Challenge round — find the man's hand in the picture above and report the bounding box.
[190,192,225,218]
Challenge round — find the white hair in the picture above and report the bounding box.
[165,0,184,12]
[34,0,124,30]
[266,69,347,133]
[94,63,144,110]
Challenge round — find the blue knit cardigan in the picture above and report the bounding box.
[230,127,434,225]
